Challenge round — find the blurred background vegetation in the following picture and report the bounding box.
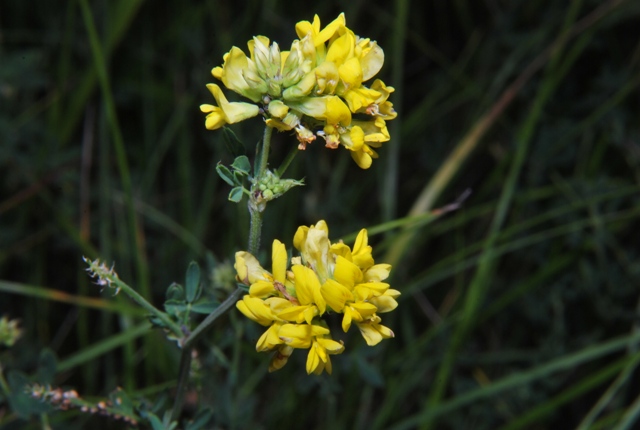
[2,0,640,428]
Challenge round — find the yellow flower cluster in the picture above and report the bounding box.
[235,220,399,375]
[201,13,397,169]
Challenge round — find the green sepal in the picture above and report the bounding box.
[185,261,201,303]
[222,126,246,157]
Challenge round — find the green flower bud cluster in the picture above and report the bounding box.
[253,169,304,202]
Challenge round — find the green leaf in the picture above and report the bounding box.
[190,297,220,314]
[146,412,167,430]
[37,349,57,385]
[233,170,247,184]
[109,388,135,417]
[231,155,251,174]
[355,354,385,387]
[166,283,185,301]
[222,126,246,157]
[185,408,215,430]
[7,371,52,418]
[164,299,188,317]
[228,186,245,203]
[215,163,236,186]
[185,261,201,303]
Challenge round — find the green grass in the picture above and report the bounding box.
[2,0,640,428]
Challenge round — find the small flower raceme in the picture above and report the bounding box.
[234,220,399,375]
[0,316,22,347]
[201,13,398,169]
[83,257,121,294]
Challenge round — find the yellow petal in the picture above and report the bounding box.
[321,278,354,312]
[293,225,310,252]
[278,323,312,348]
[333,256,362,288]
[352,229,374,269]
[268,100,289,119]
[234,251,268,285]
[326,32,355,65]
[217,47,265,102]
[364,264,392,282]
[237,295,278,326]
[203,107,226,130]
[358,41,384,81]
[272,239,287,284]
[342,307,354,332]
[351,149,372,169]
[277,305,312,323]
[350,301,378,319]
[290,265,314,306]
[291,265,326,314]
[269,345,293,372]
[265,297,294,313]
[314,61,340,94]
[287,96,351,126]
[370,294,398,313]
[357,322,382,346]
[206,83,260,124]
[265,118,293,131]
[338,57,363,89]
[306,345,323,375]
[317,337,345,354]
[356,318,394,346]
[256,322,283,351]
[330,242,352,260]
[317,13,346,45]
[249,280,275,298]
[340,125,364,151]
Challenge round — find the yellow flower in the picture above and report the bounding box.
[211,47,267,102]
[293,220,334,282]
[269,345,294,372]
[235,295,280,326]
[200,84,260,130]
[295,13,346,65]
[356,315,395,346]
[234,220,399,375]
[202,13,397,169]
[278,323,344,375]
[256,321,285,352]
[234,240,283,285]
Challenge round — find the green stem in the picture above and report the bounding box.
[171,348,192,423]
[257,125,273,180]
[248,208,263,256]
[275,145,299,177]
[0,365,10,397]
[172,125,271,421]
[106,276,184,340]
[171,286,243,421]
[248,125,273,255]
[185,287,244,348]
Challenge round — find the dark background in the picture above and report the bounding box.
[2,0,640,428]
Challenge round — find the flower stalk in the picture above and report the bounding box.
[83,258,184,340]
